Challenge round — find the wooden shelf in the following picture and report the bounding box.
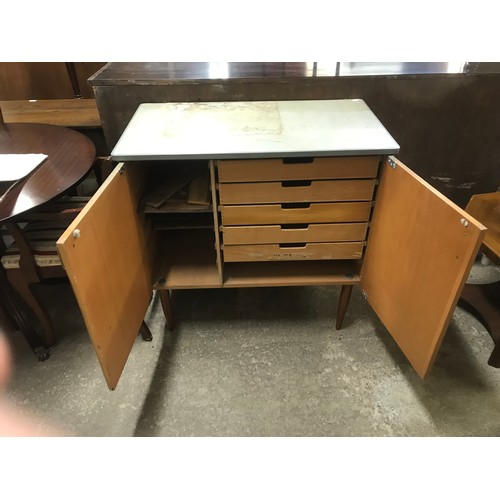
[152,228,361,290]
[153,229,221,289]
[144,198,212,214]
[224,260,361,287]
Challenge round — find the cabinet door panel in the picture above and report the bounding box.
[361,157,486,378]
[57,163,151,390]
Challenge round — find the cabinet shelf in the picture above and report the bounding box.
[151,228,361,290]
[143,198,212,214]
[152,229,221,289]
[223,261,361,287]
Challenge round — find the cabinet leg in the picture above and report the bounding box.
[139,321,153,342]
[336,284,354,330]
[160,290,175,331]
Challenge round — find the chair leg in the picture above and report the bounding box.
[0,266,49,360]
[0,297,19,332]
[6,270,55,347]
[139,321,153,341]
[336,284,354,330]
[9,293,50,361]
[0,260,17,332]
[160,290,175,331]
[488,345,500,368]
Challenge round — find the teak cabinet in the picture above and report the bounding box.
[56,100,486,389]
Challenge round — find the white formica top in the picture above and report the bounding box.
[111,99,400,161]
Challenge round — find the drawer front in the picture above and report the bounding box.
[217,156,379,182]
[223,223,369,245]
[221,202,373,225]
[223,242,365,262]
[219,179,376,204]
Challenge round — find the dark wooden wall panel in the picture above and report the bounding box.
[93,71,500,207]
[0,63,105,100]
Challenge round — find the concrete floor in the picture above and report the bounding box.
[3,260,500,437]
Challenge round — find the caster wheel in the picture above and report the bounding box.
[34,347,50,361]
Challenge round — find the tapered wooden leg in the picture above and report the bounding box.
[139,321,153,341]
[160,290,175,331]
[6,270,55,347]
[336,284,354,330]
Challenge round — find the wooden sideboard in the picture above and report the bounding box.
[56,100,485,390]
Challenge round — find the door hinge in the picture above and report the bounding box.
[361,290,368,301]
[387,158,396,170]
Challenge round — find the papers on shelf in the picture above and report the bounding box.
[0,153,48,181]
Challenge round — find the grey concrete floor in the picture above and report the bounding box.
[3,260,500,437]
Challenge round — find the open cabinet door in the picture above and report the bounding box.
[57,164,152,390]
[361,157,486,378]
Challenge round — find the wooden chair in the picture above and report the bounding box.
[1,196,90,352]
[0,260,51,360]
[459,192,500,367]
[1,192,152,359]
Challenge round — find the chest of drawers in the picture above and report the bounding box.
[218,157,377,263]
[56,100,486,389]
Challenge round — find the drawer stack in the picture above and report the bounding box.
[217,157,379,262]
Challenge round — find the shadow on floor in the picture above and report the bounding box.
[371,310,500,435]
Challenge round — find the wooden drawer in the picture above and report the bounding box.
[222,223,369,245]
[223,242,365,262]
[217,156,379,182]
[219,179,376,204]
[221,202,372,225]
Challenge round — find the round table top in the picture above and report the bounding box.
[0,123,96,222]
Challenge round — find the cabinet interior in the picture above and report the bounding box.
[134,158,372,291]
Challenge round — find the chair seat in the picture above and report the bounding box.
[1,220,67,269]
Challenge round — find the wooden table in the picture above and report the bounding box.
[459,192,500,367]
[0,122,96,222]
[0,121,96,358]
